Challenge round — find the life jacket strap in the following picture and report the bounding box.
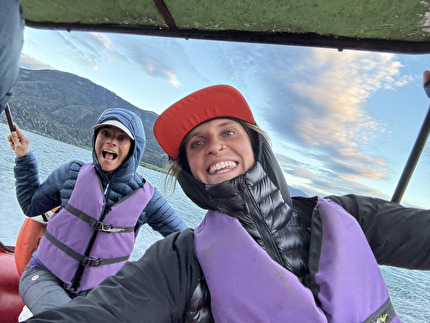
[65,204,134,233]
[44,230,130,267]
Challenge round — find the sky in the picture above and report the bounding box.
[18,27,430,209]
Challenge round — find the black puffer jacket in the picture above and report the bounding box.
[179,133,311,280]
[28,135,430,323]
[183,162,312,321]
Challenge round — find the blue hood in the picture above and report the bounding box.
[92,108,146,175]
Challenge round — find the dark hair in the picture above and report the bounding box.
[164,118,269,189]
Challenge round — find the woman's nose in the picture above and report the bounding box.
[106,136,117,145]
[206,139,224,154]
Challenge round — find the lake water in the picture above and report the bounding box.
[0,123,428,321]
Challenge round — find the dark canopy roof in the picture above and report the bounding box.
[21,0,430,54]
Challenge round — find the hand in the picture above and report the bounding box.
[7,123,30,157]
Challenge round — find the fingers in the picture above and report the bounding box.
[13,123,24,136]
[8,134,15,150]
[7,123,30,157]
[9,124,22,144]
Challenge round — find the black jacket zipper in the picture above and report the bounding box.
[241,184,285,268]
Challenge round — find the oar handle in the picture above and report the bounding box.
[4,103,16,132]
[391,80,430,203]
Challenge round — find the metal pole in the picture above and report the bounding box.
[391,105,430,203]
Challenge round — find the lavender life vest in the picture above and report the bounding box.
[194,197,400,323]
[37,164,154,292]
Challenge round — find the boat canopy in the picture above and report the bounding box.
[20,0,430,54]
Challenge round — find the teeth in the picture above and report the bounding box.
[209,161,237,174]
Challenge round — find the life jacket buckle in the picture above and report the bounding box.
[88,219,113,232]
[99,223,114,232]
[82,257,102,267]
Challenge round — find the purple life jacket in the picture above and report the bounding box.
[194,197,400,323]
[37,163,154,292]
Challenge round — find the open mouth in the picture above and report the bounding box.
[102,150,118,160]
[208,161,237,174]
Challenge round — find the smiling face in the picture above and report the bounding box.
[185,118,255,185]
[94,126,132,173]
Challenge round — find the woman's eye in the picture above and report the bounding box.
[224,130,234,136]
[117,135,127,141]
[190,140,204,149]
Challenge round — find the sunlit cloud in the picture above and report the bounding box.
[19,54,52,70]
[289,50,406,146]
[244,48,414,196]
[193,44,408,196]
[164,70,181,87]
[276,150,388,198]
[90,32,113,50]
[136,56,179,86]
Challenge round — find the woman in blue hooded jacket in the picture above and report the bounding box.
[7,107,188,316]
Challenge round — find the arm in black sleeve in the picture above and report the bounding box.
[27,229,202,323]
[327,194,430,269]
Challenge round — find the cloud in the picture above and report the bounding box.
[276,149,387,198]
[42,31,102,70]
[117,35,204,88]
[245,49,414,195]
[45,31,190,87]
[163,70,181,87]
[195,45,415,197]
[90,32,113,50]
[19,54,52,70]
